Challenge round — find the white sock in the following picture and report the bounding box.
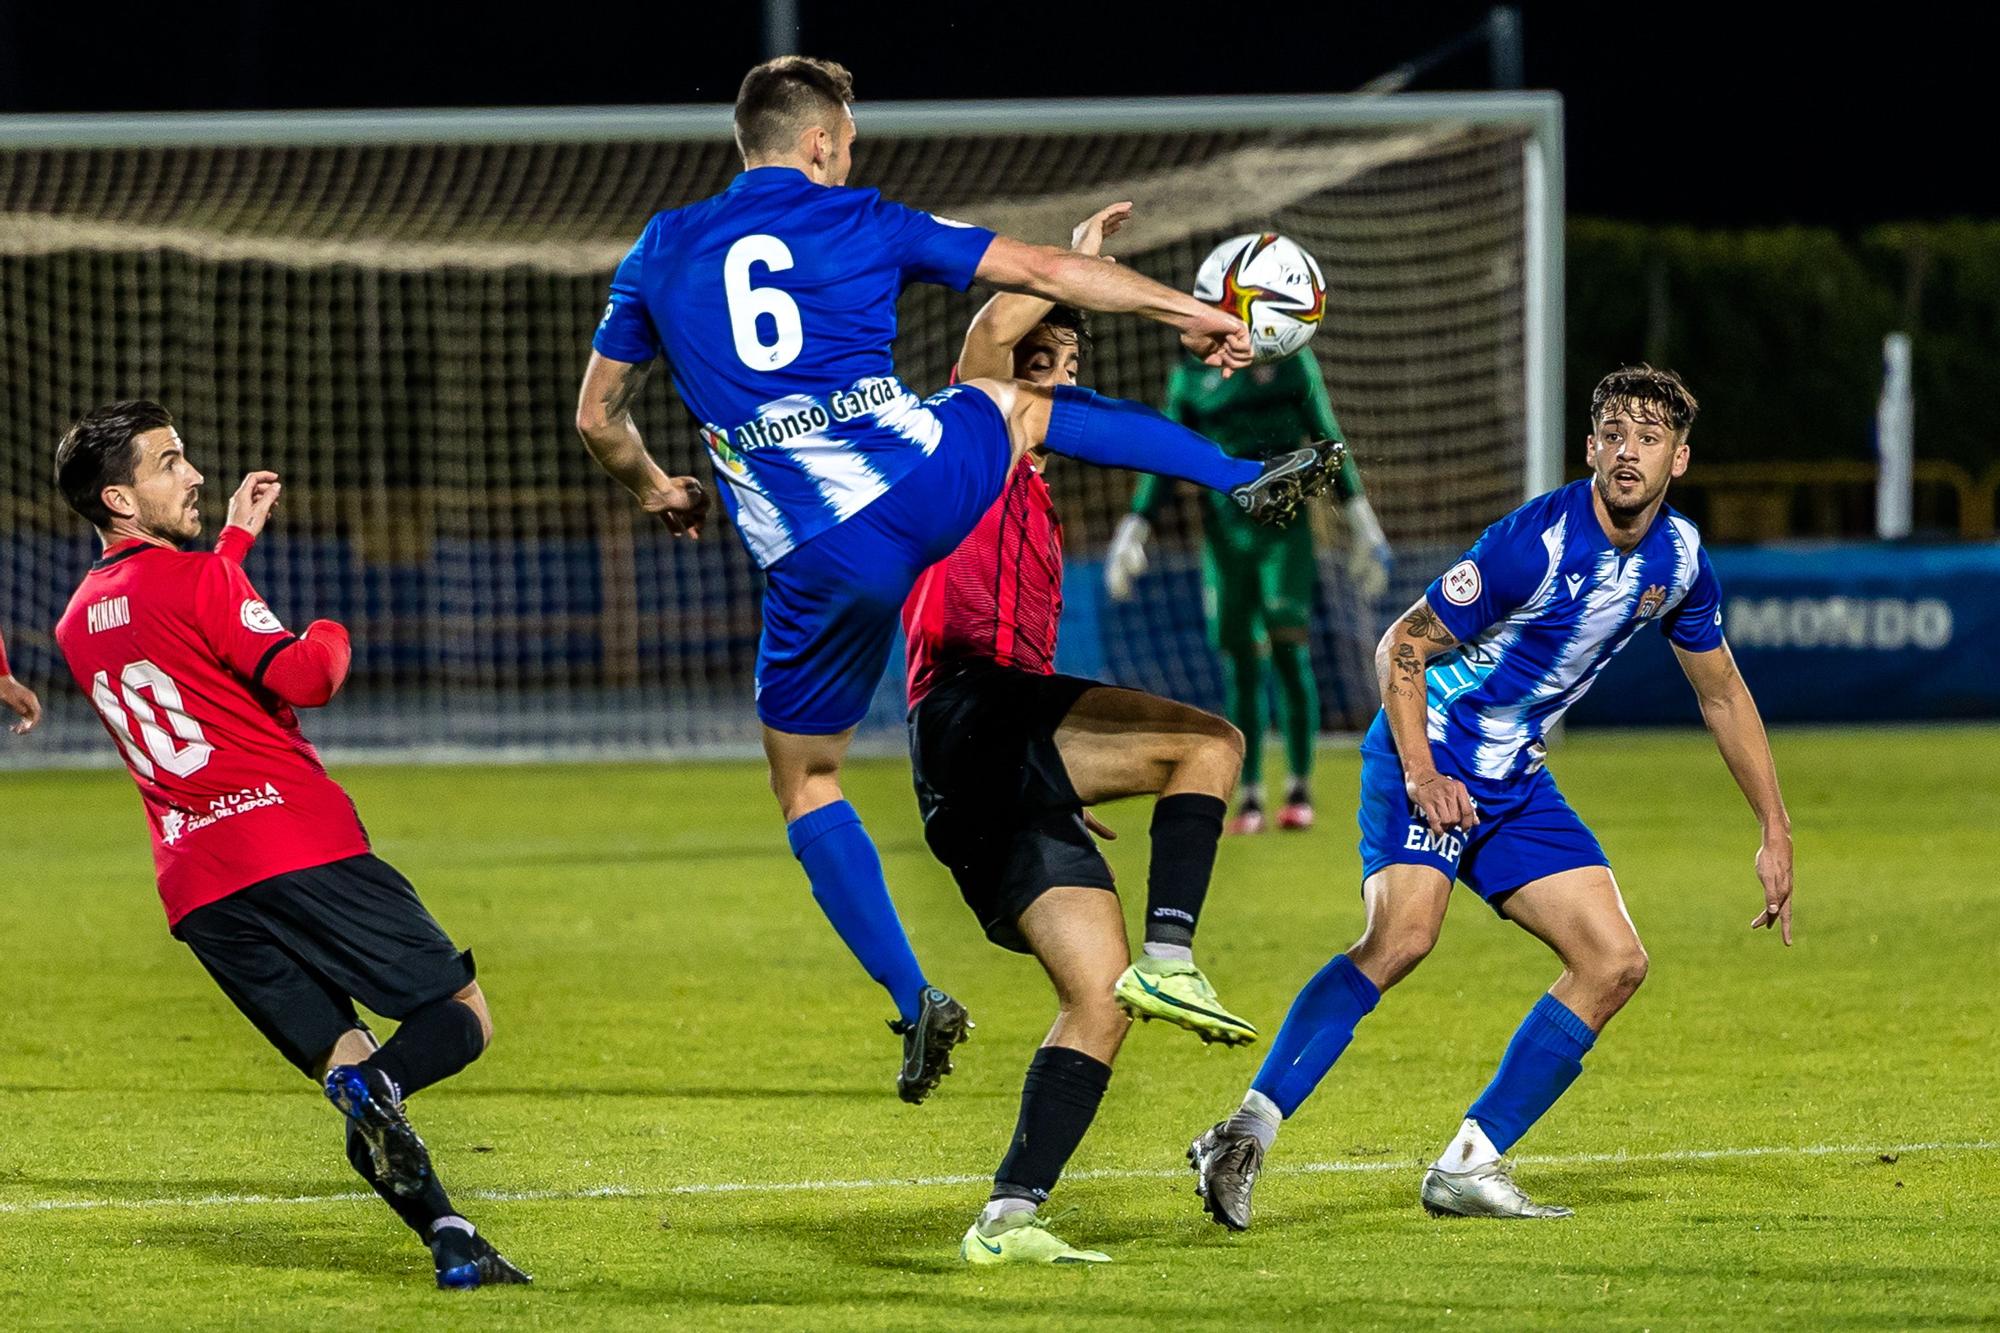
[1142,942,1194,963]
[1433,1117,1500,1173]
[978,1196,1037,1232]
[429,1215,474,1237]
[1223,1089,1282,1152]
[1239,784,1266,809]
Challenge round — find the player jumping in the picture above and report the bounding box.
[903,202,1266,1263]
[52,402,529,1289]
[575,57,1340,1102]
[0,627,42,734]
[1106,346,1390,834]
[1188,366,1795,1226]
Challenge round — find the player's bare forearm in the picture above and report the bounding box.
[1676,643,1789,834]
[576,353,710,536]
[958,202,1131,380]
[576,353,667,497]
[1676,641,1795,943]
[977,237,1200,329]
[956,293,1058,381]
[1378,598,1476,832]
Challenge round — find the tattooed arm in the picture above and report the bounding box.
[1376,597,1478,836]
[575,351,709,537]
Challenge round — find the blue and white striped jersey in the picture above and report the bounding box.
[1375,480,1725,782]
[594,167,996,569]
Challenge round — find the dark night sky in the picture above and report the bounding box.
[0,1,1985,227]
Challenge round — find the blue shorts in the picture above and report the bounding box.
[1356,742,1608,911]
[756,386,1012,735]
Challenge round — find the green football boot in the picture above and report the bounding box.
[1114,957,1259,1046]
[960,1211,1112,1265]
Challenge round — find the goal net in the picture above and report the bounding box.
[0,97,1561,764]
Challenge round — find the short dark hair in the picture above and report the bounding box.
[1589,364,1699,435]
[56,399,173,529]
[734,56,855,159]
[1038,304,1092,350]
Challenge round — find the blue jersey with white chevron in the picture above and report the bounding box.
[593,166,997,568]
[1375,480,1725,782]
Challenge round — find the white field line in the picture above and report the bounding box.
[1,1138,1992,1218]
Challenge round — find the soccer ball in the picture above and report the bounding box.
[1194,233,1326,363]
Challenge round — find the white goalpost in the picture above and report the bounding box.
[0,94,1563,766]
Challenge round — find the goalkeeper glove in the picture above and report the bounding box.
[1105,514,1151,601]
[1343,496,1392,602]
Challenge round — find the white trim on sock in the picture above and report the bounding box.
[1241,1090,1283,1126]
[978,1197,1037,1233]
[1434,1117,1500,1173]
[430,1215,474,1236]
[1142,942,1194,963]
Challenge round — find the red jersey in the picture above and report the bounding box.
[0,625,11,676]
[55,532,369,927]
[903,454,1065,707]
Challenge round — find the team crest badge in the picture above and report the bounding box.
[1637,584,1668,618]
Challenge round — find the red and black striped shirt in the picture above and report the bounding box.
[902,454,1065,708]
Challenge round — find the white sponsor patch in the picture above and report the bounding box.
[1441,560,1481,606]
[239,599,285,634]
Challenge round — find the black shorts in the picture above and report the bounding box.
[908,661,1115,953]
[172,854,476,1077]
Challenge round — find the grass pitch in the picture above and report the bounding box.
[1,725,1995,1329]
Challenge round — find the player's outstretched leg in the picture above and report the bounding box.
[962,890,1127,1265]
[1191,865,1447,1229]
[768,728,968,1102]
[1421,867,1646,1220]
[969,379,1345,526]
[1050,686,1257,1046]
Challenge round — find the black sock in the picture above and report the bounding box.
[345,1121,458,1240]
[360,997,486,1099]
[1144,793,1226,950]
[991,1046,1113,1205]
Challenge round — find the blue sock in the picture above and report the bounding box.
[1045,386,1262,493]
[1249,954,1381,1117]
[786,801,928,1024]
[1465,993,1598,1153]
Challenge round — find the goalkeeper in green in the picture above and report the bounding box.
[1105,351,1389,834]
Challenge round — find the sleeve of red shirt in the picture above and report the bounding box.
[192,539,351,706]
[213,524,256,565]
[261,620,351,707]
[0,625,11,678]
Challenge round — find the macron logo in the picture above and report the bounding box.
[1564,573,1584,600]
[87,596,130,634]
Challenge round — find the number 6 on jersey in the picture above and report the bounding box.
[724,235,804,370]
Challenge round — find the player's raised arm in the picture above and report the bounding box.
[975,234,1252,372]
[574,352,709,538]
[956,202,1130,381]
[1674,641,1795,944]
[198,472,352,709]
[1376,597,1475,836]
